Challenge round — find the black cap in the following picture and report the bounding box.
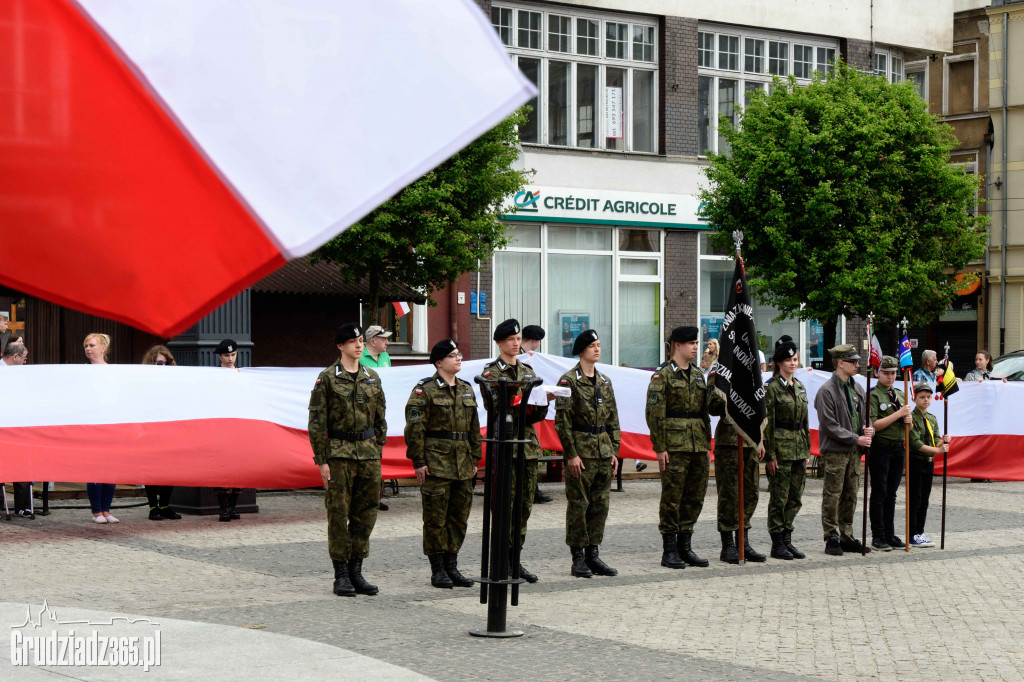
[215,339,238,355]
[430,338,459,365]
[493,318,521,342]
[669,326,699,344]
[776,335,793,346]
[334,322,362,345]
[773,341,797,364]
[572,329,599,356]
[522,325,545,341]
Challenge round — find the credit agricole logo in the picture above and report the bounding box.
[512,189,540,212]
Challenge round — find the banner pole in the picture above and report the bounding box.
[941,389,948,550]
[862,312,874,556]
[904,366,911,552]
[737,438,745,565]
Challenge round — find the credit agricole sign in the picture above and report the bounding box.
[501,185,708,229]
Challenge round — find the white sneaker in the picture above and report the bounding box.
[93,515,107,524]
[105,514,120,523]
[917,534,935,547]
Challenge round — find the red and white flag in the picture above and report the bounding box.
[0,0,533,337]
[870,335,884,368]
[393,302,411,319]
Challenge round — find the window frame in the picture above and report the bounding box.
[905,58,929,110]
[942,42,979,116]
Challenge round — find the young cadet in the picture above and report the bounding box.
[481,318,548,583]
[404,339,482,588]
[868,355,914,551]
[646,325,722,569]
[521,325,554,505]
[907,382,949,548]
[764,339,810,560]
[308,323,388,597]
[554,329,621,578]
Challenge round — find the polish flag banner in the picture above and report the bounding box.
[0,0,534,338]
[393,302,412,319]
[2,356,1024,487]
[870,335,884,368]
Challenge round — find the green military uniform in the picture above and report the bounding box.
[867,359,907,546]
[404,373,481,557]
[308,362,387,563]
[907,397,939,542]
[646,361,719,535]
[554,364,620,549]
[713,418,760,533]
[481,357,546,548]
[764,374,810,535]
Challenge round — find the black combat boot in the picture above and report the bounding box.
[770,532,794,560]
[570,547,593,578]
[511,560,538,584]
[677,532,710,567]
[661,534,686,569]
[585,545,617,576]
[347,559,379,595]
[720,530,739,564]
[784,530,805,559]
[332,559,356,597]
[740,531,767,562]
[428,554,453,589]
[227,491,240,520]
[217,492,231,522]
[534,487,553,504]
[445,553,475,588]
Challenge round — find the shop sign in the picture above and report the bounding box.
[503,186,705,229]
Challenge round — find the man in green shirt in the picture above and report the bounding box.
[360,325,392,368]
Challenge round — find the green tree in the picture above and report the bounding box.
[698,61,987,352]
[312,108,531,320]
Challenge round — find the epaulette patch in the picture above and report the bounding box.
[483,371,492,378]
[315,378,322,385]
[414,387,423,395]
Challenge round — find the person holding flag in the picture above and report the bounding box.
[868,356,913,551]
[907,382,950,548]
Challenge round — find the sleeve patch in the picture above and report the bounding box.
[558,378,568,386]
[407,408,421,422]
[648,393,659,405]
[556,396,569,407]
[414,388,423,395]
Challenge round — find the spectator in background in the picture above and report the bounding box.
[700,338,720,375]
[913,350,938,386]
[965,350,1007,383]
[84,333,118,524]
[214,339,243,520]
[521,325,544,357]
[360,326,392,368]
[758,349,767,373]
[140,345,181,521]
[2,341,33,519]
[1,340,27,366]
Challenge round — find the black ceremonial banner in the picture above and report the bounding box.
[711,256,767,449]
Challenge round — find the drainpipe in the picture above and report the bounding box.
[986,125,994,350]
[450,280,459,345]
[1000,11,1008,355]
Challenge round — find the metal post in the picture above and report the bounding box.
[737,439,745,565]
[941,392,948,550]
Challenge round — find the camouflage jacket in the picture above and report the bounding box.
[764,375,810,462]
[403,373,482,480]
[554,363,620,461]
[909,409,940,461]
[307,362,387,465]
[480,357,546,460]
[869,384,907,444]
[645,361,722,453]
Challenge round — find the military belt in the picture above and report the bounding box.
[573,423,607,434]
[665,410,703,419]
[775,421,804,431]
[425,430,470,441]
[875,438,905,449]
[328,428,376,442]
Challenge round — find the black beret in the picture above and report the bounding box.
[773,341,797,364]
[522,325,545,341]
[669,326,699,344]
[430,338,459,365]
[334,322,362,345]
[215,339,238,355]
[493,318,521,342]
[572,329,599,356]
[776,335,793,347]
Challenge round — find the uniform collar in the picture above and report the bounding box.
[335,363,368,380]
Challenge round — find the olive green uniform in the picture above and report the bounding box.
[308,363,387,562]
[481,358,546,548]
[645,361,722,534]
[764,375,810,534]
[554,364,621,548]
[713,418,760,532]
[404,373,482,556]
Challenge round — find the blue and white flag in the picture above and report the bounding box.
[899,335,914,369]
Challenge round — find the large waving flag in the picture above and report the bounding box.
[0,0,534,337]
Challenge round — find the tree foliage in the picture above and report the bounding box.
[311,108,531,317]
[698,61,987,347]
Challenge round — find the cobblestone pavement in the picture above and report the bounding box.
[3,476,1024,680]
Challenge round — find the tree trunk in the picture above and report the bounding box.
[366,269,381,329]
[822,315,839,370]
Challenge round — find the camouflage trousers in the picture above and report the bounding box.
[420,475,474,556]
[509,458,537,549]
[766,458,806,534]
[325,458,381,561]
[658,451,708,534]
[565,456,612,548]
[714,445,760,532]
[820,449,860,541]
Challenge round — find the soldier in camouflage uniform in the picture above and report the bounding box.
[405,339,482,589]
[308,322,388,597]
[554,329,620,579]
[868,355,913,551]
[480,318,549,583]
[646,325,723,570]
[764,339,809,560]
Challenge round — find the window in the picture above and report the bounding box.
[768,41,788,76]
[816,47,836,76]
[875,53,888,80]
[494,4,658,152]
[492,7,512,46]
[793,44,813,79]
[906,60,927,106]
[891,56,903,83]
[548,14,570,52]
[873,47,905,83]
[698,76,712,154]
[698,32,714,68]
[718,35,739,71]
[717,79,737,154]
[606,22,628,59]
[744,81,764,108]
[744,38,765,74]
[944,44,978,116]
[495,223,664,366]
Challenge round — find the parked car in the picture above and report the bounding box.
[992,350,1024,381]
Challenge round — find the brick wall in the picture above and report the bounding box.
[661,17,698,157]
[664,230,699,340]
[469,258,494,360]
[842,38,874,72]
